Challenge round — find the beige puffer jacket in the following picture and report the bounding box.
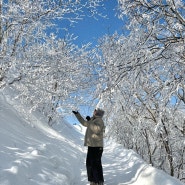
[74,112,105,147]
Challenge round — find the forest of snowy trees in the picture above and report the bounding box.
[0,0,184,182]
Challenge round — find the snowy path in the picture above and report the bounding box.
[79,139,184,185]
[79,142,144,185]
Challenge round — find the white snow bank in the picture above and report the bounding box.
[0,93,83,185]
[101,140,184,185]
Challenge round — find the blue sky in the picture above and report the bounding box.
[57,1,125,47]
[56,1,125,123]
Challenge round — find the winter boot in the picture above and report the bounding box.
[90,182,96,185]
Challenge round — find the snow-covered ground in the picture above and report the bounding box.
[0,92,184,185]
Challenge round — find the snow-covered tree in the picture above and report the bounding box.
[95,0,185,181]
[0,0,104,123]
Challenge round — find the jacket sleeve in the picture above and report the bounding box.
[74,112,88,127]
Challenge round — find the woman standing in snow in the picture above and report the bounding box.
[72,108,105,185]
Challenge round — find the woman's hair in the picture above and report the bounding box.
[95,108,105,117]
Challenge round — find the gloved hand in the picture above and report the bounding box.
[72,111,78,114]
[86,116,90,121]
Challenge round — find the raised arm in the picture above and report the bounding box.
[72,111,88,127]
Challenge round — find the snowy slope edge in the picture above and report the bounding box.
[0,93,84,185]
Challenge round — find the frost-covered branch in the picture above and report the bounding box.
[94,0,185,181]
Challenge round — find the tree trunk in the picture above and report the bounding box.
[161,119,174,176]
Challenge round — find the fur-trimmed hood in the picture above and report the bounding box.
[95,108,105,118]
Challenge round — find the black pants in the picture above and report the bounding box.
[86,146,104,183]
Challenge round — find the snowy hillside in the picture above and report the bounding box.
[0,92,184,185]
